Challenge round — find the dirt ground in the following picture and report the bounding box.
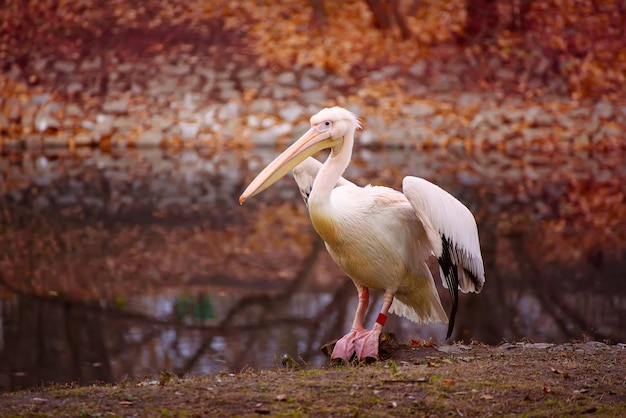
[1,340,624,417]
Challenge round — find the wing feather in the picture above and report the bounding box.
[402,176,485,338]
[402,176,485,292]
[292,157,353,206]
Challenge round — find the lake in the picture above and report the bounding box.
[1,145,625,390]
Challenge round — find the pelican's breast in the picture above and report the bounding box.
[309,206,341,244]
[309,185,424,290]
[307,184,359,245]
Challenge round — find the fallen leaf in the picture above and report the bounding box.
[549,367,569,378]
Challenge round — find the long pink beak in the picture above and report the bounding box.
[239,126,332,204]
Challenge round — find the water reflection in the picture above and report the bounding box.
[1,146,625,390]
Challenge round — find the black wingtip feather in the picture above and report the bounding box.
[445,284,458,339]
[438,235,460,340]
[463,267,483,293]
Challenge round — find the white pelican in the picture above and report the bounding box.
[240,107,485,360]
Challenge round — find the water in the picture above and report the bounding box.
[1,145,625,390]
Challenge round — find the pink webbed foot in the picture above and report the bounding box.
[331,329,359,360]
[353,327,382,360]
[331,325,384,361]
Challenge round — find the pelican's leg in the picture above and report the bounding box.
[331,287,369,360]
[353,291,394,360]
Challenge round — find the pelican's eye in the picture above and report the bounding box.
[316,120,332,133]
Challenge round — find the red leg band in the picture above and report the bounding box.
[376,313,387,327]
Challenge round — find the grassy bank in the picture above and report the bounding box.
[1,342,624,417]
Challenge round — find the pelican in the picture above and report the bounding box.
[240,107,485,360]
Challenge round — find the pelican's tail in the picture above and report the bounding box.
[389,277,449,325]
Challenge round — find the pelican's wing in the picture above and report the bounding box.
[402,176,485,338]
[292,157,354,206]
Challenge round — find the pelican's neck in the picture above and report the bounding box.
[308,130,354,210]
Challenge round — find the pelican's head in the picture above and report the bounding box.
[310,106,362,144]
[239,106,361,204]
